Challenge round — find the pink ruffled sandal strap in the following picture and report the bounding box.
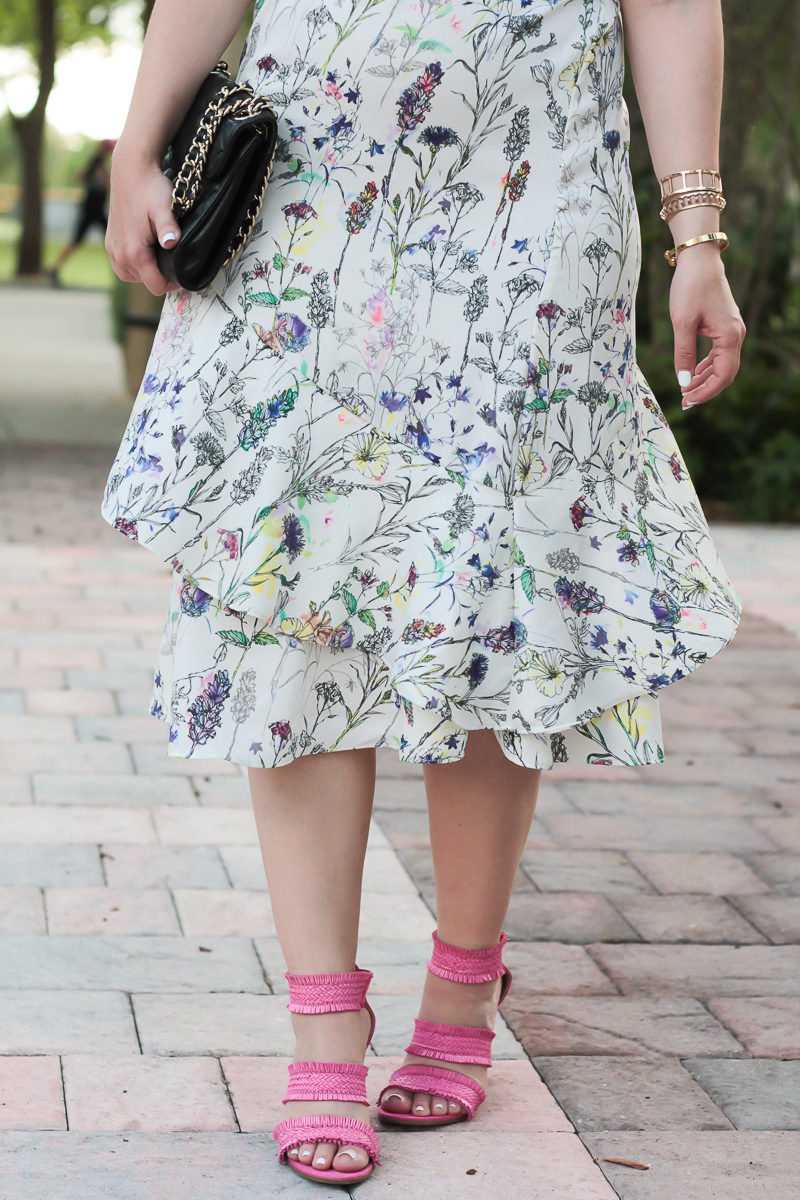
[282,1060,369,1104]
[427,928,508,984]
[273,1114,381,1164]
[284,966,373,1014]
[405,1016,496,1066]
[379,1064,486,1120]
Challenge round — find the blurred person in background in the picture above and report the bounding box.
[47,138,116,285]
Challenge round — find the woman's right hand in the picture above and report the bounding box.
[105,144,182,296]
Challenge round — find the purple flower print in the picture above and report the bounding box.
[397,62,444,134]
[188,669,232,747]
[275,313,310,352]
[483,619,528,654]
[465,653,489,690]
[419,125,458,149]
[379,389,407,412]
[282,513,305,561]
[370,63,444,251]
[649,589,682,628]
[179,580,213,617]
[554,577,606,615]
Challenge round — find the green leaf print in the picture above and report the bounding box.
[218,630,251,647]
[249,292,279,306]
[357,609,377,630]
[281,287,310,301]
[252,630,280,646]
[342,588,357,614]
[521,567,536,601]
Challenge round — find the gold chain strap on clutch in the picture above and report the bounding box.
[170,61,279,269]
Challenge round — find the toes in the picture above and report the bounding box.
[430,1094,450,1116]
[448,1100,464,1114]
[332,1145,370,1172]
[311,1141,337,1170]
[295,1141,316,1165]
[381,1087,413,1113]
[411,1090,432,1117]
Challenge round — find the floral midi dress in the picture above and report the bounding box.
[100,0,742,770]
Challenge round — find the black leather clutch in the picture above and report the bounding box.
[155,59,279,292]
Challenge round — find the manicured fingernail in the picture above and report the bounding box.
[677,370,692,387]
[160,232,178,246]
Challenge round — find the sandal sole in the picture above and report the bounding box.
[286,1157,376,1185]
[377,1106,469,1128]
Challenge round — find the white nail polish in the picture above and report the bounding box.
[414,1103,426,1111]
[677,369,692,387]
[314,1156,327,1166]
[160,232,178,246]
[337,1149,360,1160]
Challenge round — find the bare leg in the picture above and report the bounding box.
[248,747,375,1173]
[381,730,542,1117]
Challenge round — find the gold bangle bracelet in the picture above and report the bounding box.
[664,231,729,267]
[659,168,722,201]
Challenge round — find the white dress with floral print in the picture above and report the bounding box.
[100,0,742,769]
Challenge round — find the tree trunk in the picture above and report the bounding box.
[11,0,56,277]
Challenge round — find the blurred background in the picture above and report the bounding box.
[0,0,798,518]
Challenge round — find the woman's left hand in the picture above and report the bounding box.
[669,246,746,410]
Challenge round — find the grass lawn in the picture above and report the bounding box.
[0,218,114,291]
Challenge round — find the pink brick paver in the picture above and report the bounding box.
[1,442,799,1198]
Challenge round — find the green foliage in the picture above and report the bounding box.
[0,1,114,56]
[624,0,800,524]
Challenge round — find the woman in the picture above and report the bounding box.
[102,0,745,1184]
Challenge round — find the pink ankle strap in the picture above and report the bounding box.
[427,929,508,984]
[406,1017,495,1066]
[284,967,373,1013]
[283,1060,368,1104]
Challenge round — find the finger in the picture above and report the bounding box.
[127,242,175,296]
[683,352,739,407]
[679,359,714,395]
[673,315,697,391]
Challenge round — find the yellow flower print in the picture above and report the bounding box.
[527,649,566,697]
[352,429,390,479]
[516,444,546,489]
[611,697,652,743]
[280,616,314,639]
[559,24,613,88]
[677,562,715,609]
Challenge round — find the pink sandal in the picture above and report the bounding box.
[376,928,512,1128]
[273,966,381,1186]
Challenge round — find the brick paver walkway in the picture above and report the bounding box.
[1,445,798,1199]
